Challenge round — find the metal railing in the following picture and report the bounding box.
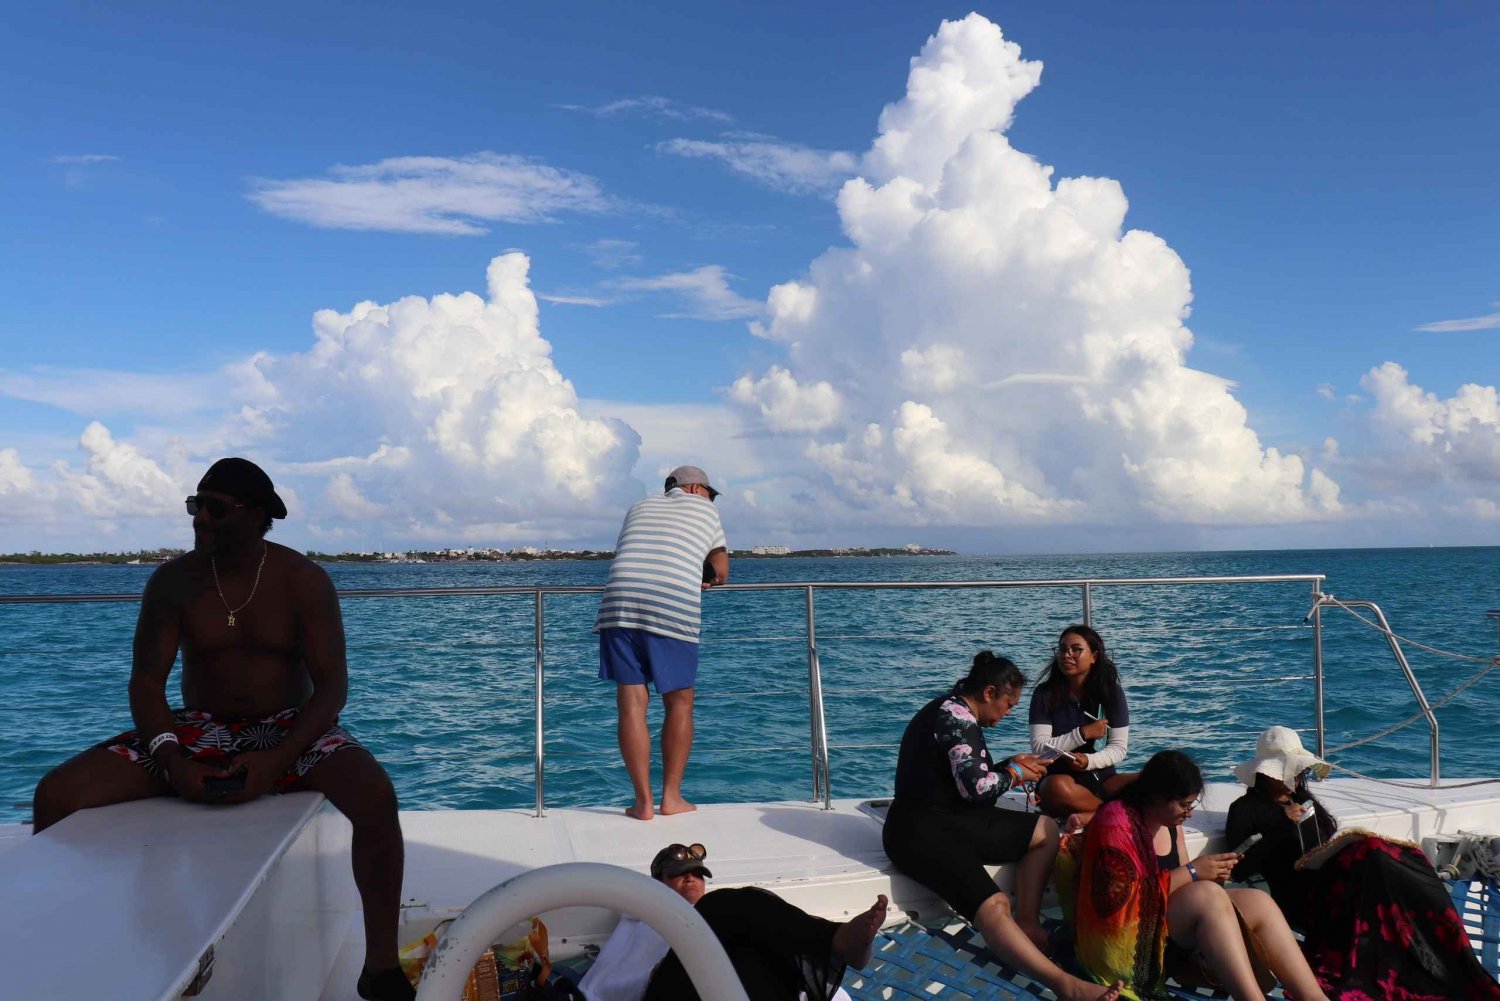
[4,572,1372,813]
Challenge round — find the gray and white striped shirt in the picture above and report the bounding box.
[594,488,727,643]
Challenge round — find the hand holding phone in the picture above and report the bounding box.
[1036,745,1064,762]
[202,768,247,800]
[1231,832,1263,857]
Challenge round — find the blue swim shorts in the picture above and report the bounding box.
[598,627,699,693]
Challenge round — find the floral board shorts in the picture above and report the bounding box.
[102,707,360,791]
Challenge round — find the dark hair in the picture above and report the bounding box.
[1034,624,1120,715]
[1253,772,1338,838]
[952,650,1025,698]
[1119,750,1203,810]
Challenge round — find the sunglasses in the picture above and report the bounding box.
[652,842,708,877]
[185,494,247,519]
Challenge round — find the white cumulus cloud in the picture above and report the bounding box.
[0,255,648,549]
[1361,362,1500,483]
[731,13,1339,527]
[728,366,841,432]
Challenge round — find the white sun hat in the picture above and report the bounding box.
[1234,726,1332,787]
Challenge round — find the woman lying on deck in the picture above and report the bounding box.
[1225,726,1500,1000]
[581,841,888,1001]
[1073,750,1330,1001]
[883,650,1122,1001]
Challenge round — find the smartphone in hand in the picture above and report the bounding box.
[1036,745,1064,762]
[202,768,247,800]
[1231,832,1264,856]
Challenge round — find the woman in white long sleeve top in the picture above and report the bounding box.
[1027,624,1136,826]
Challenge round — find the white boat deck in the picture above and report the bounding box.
[4,776,1498,1000]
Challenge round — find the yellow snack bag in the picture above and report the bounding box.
[398,916,551,1001]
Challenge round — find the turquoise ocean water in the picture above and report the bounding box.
[1,548,1497,824]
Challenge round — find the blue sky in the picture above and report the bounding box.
[2,2,1497,553]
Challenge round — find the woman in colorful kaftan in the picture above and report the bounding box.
[1075,750,1329,1001]
[1225,726,1500,1001]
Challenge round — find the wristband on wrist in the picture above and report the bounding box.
[1185,862,1200,881]
[147,731,180,756]
[1005,762,1024,786]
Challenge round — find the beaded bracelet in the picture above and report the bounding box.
[147,731,180,756]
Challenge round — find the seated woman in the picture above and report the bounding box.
[883,650,1122,1001]
[1226,726,1500,1000]
[1075,749,1330,1001]
[1028,624,1135,826]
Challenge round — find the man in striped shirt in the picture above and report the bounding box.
[595,465,729,820]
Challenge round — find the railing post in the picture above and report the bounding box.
[534,590,546,817]
[1311,585,1325,758]
[804,586,830,806]
[1082,582,1092,626]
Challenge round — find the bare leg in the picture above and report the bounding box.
[972,892,1122,1001]
[1014,815,1060,952]
[1036,774,1103,819]
[659,686,696,815]
[1165,881,1267,1001]
[831,894,889,967]
[615,683,654,820]
[294,747,406,987]
[31,745,168,833]
[1227,887,1330,1001]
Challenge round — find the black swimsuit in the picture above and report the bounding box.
[883,696,1040,922]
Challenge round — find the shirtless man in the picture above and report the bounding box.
[31,457,415,1001]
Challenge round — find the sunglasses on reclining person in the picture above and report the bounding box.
[651,842,707,877]
[185,494,248,519]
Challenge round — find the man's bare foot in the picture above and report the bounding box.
[1018,918,1050,954]
[832,893,888,967]
[1058,978,1123,1001]
[659,795,696,816]
[625,801,654,820]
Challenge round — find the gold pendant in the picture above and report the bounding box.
[227,613,236,627]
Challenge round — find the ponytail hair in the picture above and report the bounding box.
[952,650,1025,698]
[1119,750,1203,811]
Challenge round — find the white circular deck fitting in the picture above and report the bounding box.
[414,861,750,1001]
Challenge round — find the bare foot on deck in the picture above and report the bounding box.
[1018,918,1050,955]
[659,795,696,816]
[625,801,655,820]
[832,893,889,968]
[1059,979,1123,1001]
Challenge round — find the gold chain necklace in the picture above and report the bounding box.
[211,542,268,627]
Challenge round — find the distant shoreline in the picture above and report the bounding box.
[0,546,958,566]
